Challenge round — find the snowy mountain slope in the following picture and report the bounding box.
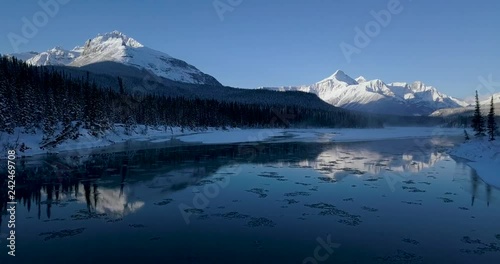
[264,70,468,116]
[8,31,221,86]
[7,51,39,62]
[431,93,500,117]
[25,46,81,66]
[480,92,500,105]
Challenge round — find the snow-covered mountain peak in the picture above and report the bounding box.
[360,79,395,96]
[265,71,468,116]
[81,31,144,57]
[319,70,358,85]
[50,46,64,52]
[98,31,143,47]
[355,76,367,83]
[69,31,222,85]
[7,31,221,85]
[369,79,385,86]
[410,81,434,93]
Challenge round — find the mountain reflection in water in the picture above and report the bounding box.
[0,137,498,264]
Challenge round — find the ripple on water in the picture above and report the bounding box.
[194,179,215,186]
[213,211,250,220]
[376,249,423,263]
[437,197,454,203]
[305,203,362,226]
[39,228,86,241]
[183,208,204,215]
[43,218,66,222]
[154,198,173,206]
[364,178,381,182]
[402,186,426,193]
[246,217,276,228]
[401,201,422,206]
[247,188,269,198]
[460,235,500,255]
[284,191,311,197]
[70,210,107,220]
[402,238,420,245]
[341,168,366,175]
[361,206,378,212]
[258,172,285,180]
[318,177,336,183]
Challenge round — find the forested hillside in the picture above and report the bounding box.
[0,56,381,150]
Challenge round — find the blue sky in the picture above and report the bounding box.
[1,0,500,99]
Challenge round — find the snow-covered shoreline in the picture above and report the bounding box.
[0,126,465,158]
[449,137,500,189]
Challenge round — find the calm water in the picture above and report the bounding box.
[1,137,499,264]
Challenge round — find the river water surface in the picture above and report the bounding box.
[1,137,499,263]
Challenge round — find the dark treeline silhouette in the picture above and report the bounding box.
[0,55,381,148]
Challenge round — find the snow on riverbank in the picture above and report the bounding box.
[449,138,500,188]
[1,126,464,157]
[176,126,464,143]
[0,125,209,157]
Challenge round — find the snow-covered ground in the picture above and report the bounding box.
[0,125,206,157]
[0,126,464,158]
[449,137,500,189]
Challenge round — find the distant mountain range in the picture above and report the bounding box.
[7,32,342,115]
[9,31,221,86]
[8,31,475,117]
[430,92,500,117]
[263,70,469,116]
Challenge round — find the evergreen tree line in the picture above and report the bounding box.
[470,90,497,141]
[0,56,380,148]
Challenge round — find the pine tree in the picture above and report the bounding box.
[42,92,58,140]
[471,91,485,137]
[0,79,14,133]
[118,76,125,94]
[464,129,470,141]
[487,96,497,141]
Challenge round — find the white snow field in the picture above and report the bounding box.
[1,126,464,157]
[449,137,500,189]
